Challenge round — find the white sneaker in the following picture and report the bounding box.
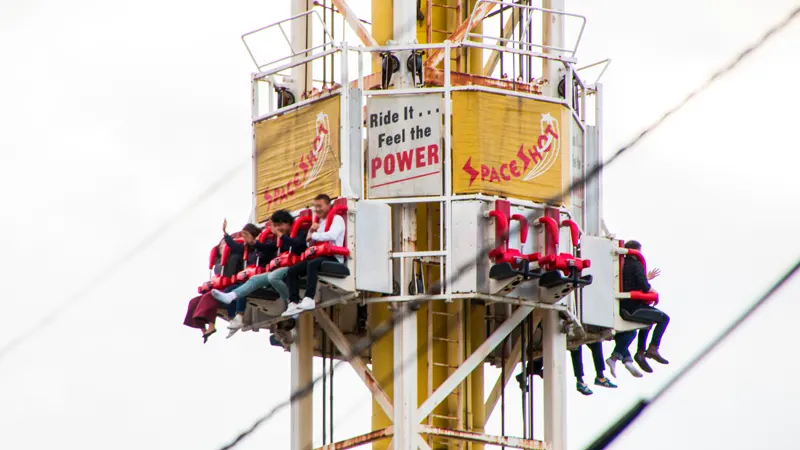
[623,361,644,378]
[227,315,243,330]
[226,327,239,339]
[282,302,303,317]
[211,289,237,305]
[605,357,618,378]
[297,297,316,311]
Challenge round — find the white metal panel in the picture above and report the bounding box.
[570,117,585,231]
[579,235,616,328]
[347,87,363,199]
[355,201,393,293]
[451,200,485,294]
[584,125,600,235]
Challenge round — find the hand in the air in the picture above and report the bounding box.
[647,268,661,280]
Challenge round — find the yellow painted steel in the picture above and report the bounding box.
[469,303,486,450]
[371,0,393,72]
[369,300,393,450]
[467,0,483,76]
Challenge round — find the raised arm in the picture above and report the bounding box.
[311,215,345,243]
[223,233,245,255]
[636,261,652,292]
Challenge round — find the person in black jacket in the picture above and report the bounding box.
[211,210,308,334]
[606,240,670,377]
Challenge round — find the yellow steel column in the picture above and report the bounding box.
[467,0,483,75]
[369,302,394,450]
[469,302,486,449]
[371,0,393,72]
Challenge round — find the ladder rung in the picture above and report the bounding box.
[431,311,457,316]
[432,4,458,9]
[433,362,458,368]
[432,29,452,34]
[432,337,457,343]
[431,414,458,420]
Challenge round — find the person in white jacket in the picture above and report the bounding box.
[282,194,345,316]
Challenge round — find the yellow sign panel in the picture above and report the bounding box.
[255,96,341,222]
[452,91,570,205]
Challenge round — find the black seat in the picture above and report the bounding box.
[538,271,571,289]
[538,270,592,289]
[489,261,542,281]
[620,307,661,324]
[319,261,350,278]
[489,263,518,280]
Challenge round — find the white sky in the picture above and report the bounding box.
[2,1,800,449]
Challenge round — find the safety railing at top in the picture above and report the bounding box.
[242,10,334,73]
[466,0,587,59]
[250,42,593,122]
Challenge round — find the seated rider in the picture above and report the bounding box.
[184,221,265,342]
[211,210,308,335]
[606,240,670,377]
[282,194,345,317]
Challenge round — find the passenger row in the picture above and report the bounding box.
[183,194,347,342]
[182,197,672,396]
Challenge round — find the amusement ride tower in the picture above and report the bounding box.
[235,1,641,449]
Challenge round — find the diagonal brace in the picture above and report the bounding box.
[425,1,497,68]
[314,309,394,421]
[483,309,544,425]
[416,305,534,422]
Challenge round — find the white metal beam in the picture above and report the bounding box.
[291,313,314,450]
[416,305,534,422]
[416,434,433,450]
[394,303,419,450]
[313,309,394,421]
[543,309,567,450]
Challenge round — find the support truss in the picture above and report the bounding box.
[313,309,395,420]
[416,305,534,422]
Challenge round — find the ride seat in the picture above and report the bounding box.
[315,198,353,290]
[533,218,592,296]
[486,203,541,282]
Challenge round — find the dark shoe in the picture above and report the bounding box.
[634,351,654,373]
[269,335,282,347]
[594,377,617,388]
[516,373,528,392]
[646,346,669,365]
[202,329,217,344]
[576,381,593,396]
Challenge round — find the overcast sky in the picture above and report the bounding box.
[2,1,800,449]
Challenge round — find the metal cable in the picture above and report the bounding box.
[0,161,248,364]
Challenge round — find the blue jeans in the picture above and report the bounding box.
[231,267,290,313]
[612,330,637,362]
